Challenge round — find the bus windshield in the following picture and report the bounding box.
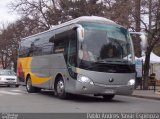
[79,23,133,64]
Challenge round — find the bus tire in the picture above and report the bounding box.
[26,76,35,93]
[103,94,115,101]
[55,77,67,99]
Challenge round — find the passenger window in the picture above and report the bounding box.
[42,43,54,55]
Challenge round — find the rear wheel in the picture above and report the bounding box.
[55,77,67,99]
[103,94,115,101]
[26,76,40,93]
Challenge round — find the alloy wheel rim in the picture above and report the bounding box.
[27,79,31,91]
[57,81,64,96]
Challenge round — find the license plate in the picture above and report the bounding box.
[9,81,14,83]
[105,89,115,94]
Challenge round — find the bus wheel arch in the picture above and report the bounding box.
[26,74,31,84]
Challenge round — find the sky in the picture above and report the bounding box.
[0,0,20,25]
[0,0,149,29]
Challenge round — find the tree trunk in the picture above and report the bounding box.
[143,51,151,90]
[135,0,141,57]
[142,0,152,90]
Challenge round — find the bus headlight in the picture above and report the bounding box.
[128,79,135,86]
[77,74,94,85]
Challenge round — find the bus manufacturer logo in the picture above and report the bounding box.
[109,78,114,82]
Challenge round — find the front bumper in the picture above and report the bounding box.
[0,81,17,85]
[73,81,134,96]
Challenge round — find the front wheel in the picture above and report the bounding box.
[55,78,67,99]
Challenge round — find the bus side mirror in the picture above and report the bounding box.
[77,27,84,42]
[130,32,148,52]
[140,33,148,51]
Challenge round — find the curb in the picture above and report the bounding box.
[132,94,160,100]
[155,91,160,95]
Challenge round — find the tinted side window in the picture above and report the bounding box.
[54,41,68,54]
[19,32,54,57]
[41,43,54,55]
[19,39,32,58]
[33,34,54,56]
[53,30,76,56]
[27,38,42,56]
[54,36,69,62]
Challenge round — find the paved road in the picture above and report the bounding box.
[0,86,160,113]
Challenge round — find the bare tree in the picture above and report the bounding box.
[140,0,160,89]
[133,0,141,57]
[109,0,134,27]
[0,25,15,69]
[9,0,135,27]
[0,16,43,71]
[9,0,57,29]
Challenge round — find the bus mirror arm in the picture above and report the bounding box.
[140,33,148,51]
[130,32,148,52]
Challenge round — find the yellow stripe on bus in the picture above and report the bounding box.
[18,57,52,85]
[31,74,52,85]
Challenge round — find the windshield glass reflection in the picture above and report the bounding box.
[79,23,133,64]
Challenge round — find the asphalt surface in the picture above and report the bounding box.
[0,86,160,113]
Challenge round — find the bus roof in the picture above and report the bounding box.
[22,16,116,40]
[50,16,116,30]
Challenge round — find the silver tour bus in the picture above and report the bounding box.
[17,16,136,100]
